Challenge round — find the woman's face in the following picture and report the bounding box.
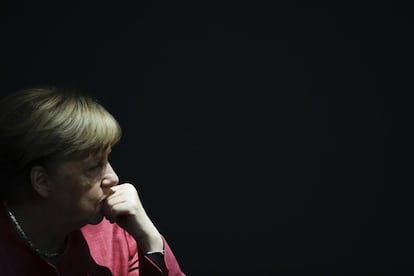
[44,148,119,227]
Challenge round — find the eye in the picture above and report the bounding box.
[89,162,104,171]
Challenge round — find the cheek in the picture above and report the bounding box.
[82,180,104,201]
[64,176,101,203]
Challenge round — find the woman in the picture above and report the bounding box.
[0,87,185,275]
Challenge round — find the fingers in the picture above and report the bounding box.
[103,201,129,223]
[102,183,161,244]
[103,183,141,223]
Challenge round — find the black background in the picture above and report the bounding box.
[1,1,412,274]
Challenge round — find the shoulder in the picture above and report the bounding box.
[75,220,138,274]
[81,218,136,246]
[80,218,137,257]
[81,218,123,237]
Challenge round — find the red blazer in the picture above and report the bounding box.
[0,204,185,275]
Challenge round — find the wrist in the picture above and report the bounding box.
[137,232,164,253]
[145,249,165,255]
[125,212,164,252]
[130,221,163,252]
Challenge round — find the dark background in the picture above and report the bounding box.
[1,1,412,274]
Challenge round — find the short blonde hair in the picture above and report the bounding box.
[0,87,121,197]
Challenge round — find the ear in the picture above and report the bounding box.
[30,165,50,198]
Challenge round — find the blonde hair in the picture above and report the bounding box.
[0,87,122,197]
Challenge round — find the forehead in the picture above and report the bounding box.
[74,147,112,164]
[84,147,112,159]
[48,147,112,168]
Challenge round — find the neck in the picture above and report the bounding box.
[4,199,70,257]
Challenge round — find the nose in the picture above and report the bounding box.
[101,162,119,188]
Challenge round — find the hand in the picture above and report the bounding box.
[102,183,164,252]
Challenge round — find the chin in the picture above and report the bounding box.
[88,212,105,225]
